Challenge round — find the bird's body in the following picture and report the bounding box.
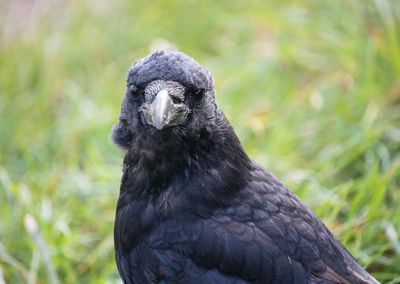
[112,50,379,284]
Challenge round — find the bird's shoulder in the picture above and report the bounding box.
[234,161,378,284]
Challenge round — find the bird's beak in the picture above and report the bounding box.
[150,89,171,129]
[140,89,188,130]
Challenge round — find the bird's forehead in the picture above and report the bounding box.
[144,80,186,97]
[145,80,185,91]
[127,50,214,90]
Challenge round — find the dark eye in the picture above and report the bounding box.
[129,84,138,96]
[193,88,205,102]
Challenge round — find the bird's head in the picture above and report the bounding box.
[112,49,219,152]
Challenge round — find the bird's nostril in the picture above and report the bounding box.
[169,94,183,104]
[170,97,181,104]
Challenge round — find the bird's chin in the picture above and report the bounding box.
[134,113,191,151]
[135,124,186,149]
[144,123,177,134]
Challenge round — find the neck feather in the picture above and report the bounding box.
[118,123,252,211]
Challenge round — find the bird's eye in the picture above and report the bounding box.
[193,88,205,102]
[129,84,138,96]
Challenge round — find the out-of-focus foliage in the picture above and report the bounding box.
[0,0,399,282]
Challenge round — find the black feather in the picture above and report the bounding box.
[112,50,379,284]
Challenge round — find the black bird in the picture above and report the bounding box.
[111,49,379,284]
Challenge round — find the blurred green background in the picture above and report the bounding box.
[1,0,400,283]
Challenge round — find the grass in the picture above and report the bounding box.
[0,0,399,282]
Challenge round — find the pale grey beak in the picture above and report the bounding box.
[151,89,170,129]
[139,89,189,130]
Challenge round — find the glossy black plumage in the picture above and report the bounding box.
[112,50,379,284]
